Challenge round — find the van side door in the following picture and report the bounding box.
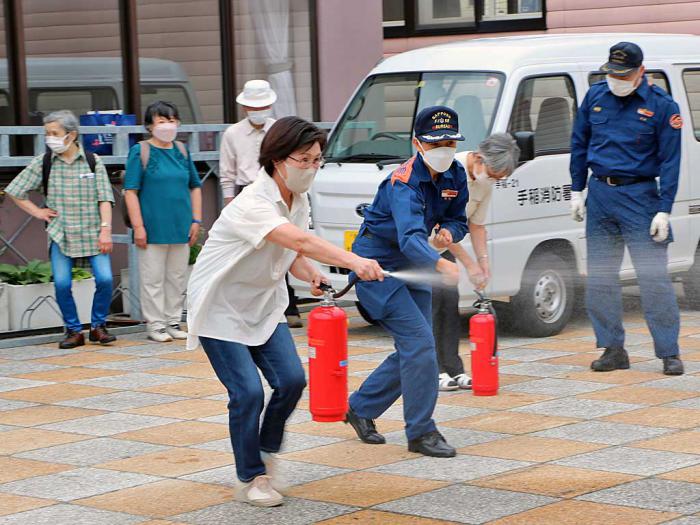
[678,66,700,263]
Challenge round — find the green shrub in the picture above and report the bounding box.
[0,260,93,285]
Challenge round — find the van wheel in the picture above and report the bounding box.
[355,301,378,325]
[511,252,575,337]
[684,246,700,310]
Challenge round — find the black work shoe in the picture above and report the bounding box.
[663,356,684,376]
[591,347,630,372]
[344,408,385,444]
[408,430,456,458]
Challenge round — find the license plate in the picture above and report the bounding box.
[344,230,359,251]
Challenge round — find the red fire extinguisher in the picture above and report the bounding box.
[470,291,498,396]
[307,283,349,422]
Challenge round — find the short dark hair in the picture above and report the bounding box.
[259,117,327,176]
[144,100,179,126]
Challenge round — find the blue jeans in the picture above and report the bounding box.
[585,177,680,358]
[350,276,438,441]
[50,242,113,332]
[200,323,306,482]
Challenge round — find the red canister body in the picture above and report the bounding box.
[307,304,348,422]
[470,311,499,396]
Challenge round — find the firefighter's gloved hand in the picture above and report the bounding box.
[650,212,670,242]
[570,191,585,222]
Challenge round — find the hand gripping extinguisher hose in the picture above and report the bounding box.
[473,290,498,357]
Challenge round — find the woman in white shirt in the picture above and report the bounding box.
[187,117,383,507]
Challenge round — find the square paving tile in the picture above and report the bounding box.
[114,421,229,446]
[86,357,191,372]
[0,503,145,525]
[532,421,671,445]
[602,407,700,429]
[136,379,225,397]
[437,391,553,410]
[458,435,605,462]
[104,343,182,357]
[371,454,531,482]
[127,399,226,419]
[383,426,507,449]
[471,465,639,499]
[0,378,52,393]
[174,497,355,525]
[578,478,700,514]
[37,351,135,367]
[16,437,168,466]
[0,362,64,376]
[148,363,216,379]
[514,398,643,419]
[555,446,700,475]
[642,376,700,392]
[76,479,233,518]
[288,471,448,507]
[56,391,186,411]
[0,457,73,484]
[493,348,573,362]
[487,499,678,525]
[563,370,661,385]
[499,363,584,378]
[659,464,700,484]
[504,378,613,397]
[0,399,37,411]
[0,494,55,517]
[286,418,404,440]
[0,384,115,403]
[632,430,700,455]
[0,405,102,427]
[0,428,89,454]
[281,440,417,469]
[666,397,700,410]
[316,510,463,524]
[97,447,232,477]
[39,413,178,436]
[379,403,484,423]
[376,484,556,524]
[577,385,697,405]
[0,467,160,502]
[443,412,577,435]
[72,372,188,390]
[13,367,124,383]
[0,347,77,361]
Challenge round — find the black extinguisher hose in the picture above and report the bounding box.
[473,290,498,358]
[319,274,359,300]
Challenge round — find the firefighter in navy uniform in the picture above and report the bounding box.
[570,41,684,376]
[344,106,468,457]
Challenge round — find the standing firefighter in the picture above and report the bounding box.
[570,41,684,375]
[345,106,468,457]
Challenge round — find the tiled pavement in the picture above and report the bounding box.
[1,304,700,524]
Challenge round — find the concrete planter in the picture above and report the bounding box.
[0,283,9,332]
[5,278,95,331]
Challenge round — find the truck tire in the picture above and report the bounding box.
[511,252,575,337]
[355,301,378,325]
[684,246,700,310]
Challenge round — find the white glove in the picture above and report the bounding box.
[650,212,670,242]
[570,191,585,222]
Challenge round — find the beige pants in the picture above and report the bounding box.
[138,243,190,331]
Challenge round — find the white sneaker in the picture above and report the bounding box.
[148,327,172,343]
[453,373,472,390]
[165,323,188,340]
[439,372,459,391]
[261,451,288,493]
[236,475,283,507]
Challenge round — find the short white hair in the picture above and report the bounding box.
[478,133,520,177]
[43,110,79,134]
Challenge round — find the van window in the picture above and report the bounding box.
[325,71,505,162]
[30,88,118,118]
[588,71,670,93]
[508,74,576,156]
[141,85,194,123]
[683,69,700,141]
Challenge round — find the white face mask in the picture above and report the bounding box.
[152,122,178,143]
[418,144,456,173]
[281,162,317,193]
[248,109,272,126]
[606,75,638,97]
[45,134,72,154]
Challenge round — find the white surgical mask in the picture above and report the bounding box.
[152,122,178,143]
[248,109,272,126]
[606,75,638,97]
[45,134,72,154]
[418,144,456,173]
[281,162,317,193]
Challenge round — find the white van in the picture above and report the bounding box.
[300,33,700,337]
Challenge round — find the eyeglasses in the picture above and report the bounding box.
[288,155,324,168]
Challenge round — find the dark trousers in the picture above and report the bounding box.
[432,251,465,377]
[285,274,300,316]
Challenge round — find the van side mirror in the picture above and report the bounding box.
[512,131,535,164]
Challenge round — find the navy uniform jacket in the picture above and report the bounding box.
[570,78,682,213]
[353,154,468,270]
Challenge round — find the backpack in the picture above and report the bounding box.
[42,149,97,196]
[119,140,188,229]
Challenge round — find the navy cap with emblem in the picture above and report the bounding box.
[600,41,644,76]
[414,105,465,143]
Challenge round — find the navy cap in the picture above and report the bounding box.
[600,41,644,76]
[414,105,465,143]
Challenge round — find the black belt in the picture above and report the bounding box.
[593,175,651,187]
[361,230,399,249]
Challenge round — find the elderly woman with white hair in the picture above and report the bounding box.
[432,133,520,391]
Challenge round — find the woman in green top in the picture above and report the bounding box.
[124,101,203,342]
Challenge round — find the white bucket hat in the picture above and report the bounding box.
[236,79,277,108]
